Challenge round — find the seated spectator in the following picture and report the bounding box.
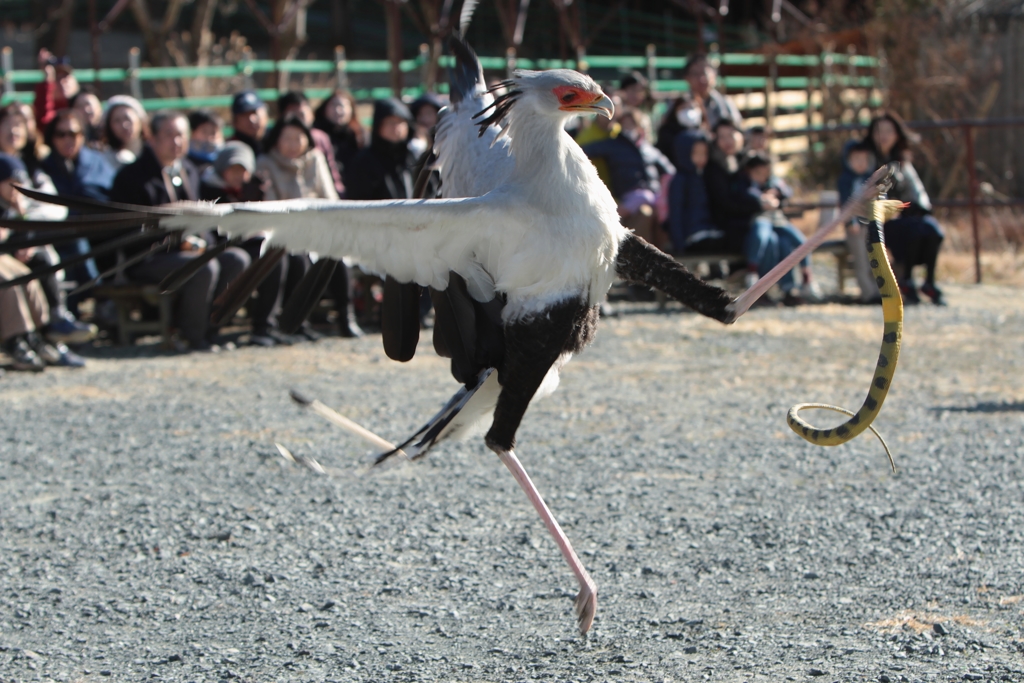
[684,53,743,133]
[617,72,653,139]
[33,49,79,130]
[745,125,769,153]
[40,110,114,304]
[41,110,115,201]
[666,131,725,254]
[230,91,268,156]
[11,103,47,174]
[344,99,417,201]
[655,94,702,165]
[70,89,103,143]
[738,153,817,304]
[254,116,338,344]
[0,157,85,369]
[313,89,365,182]
[100,95,147,170]
[277,91,343,196]
[407,93,445,161]
[199,141,262,203]
[703,120,758,254]
[110,110,250,351]
[0,132,95,343]
[866,112,944,305]
[574,93,622,191]
[581,108,674,247]
[187,109,224,173]
[838,140,882,303]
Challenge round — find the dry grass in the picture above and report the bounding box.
[865,610,990,634]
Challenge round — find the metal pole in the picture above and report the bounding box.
[506,47,517,78]
[128,47,142,100]
[334,45,348,90]
[419,43,430,93]
[575,45,588,74]
[1,47,12,99]
[964,123,982,284]
[89,0,102,93]
[645,44,656,86]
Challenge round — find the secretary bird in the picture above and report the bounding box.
[3,35,901,634]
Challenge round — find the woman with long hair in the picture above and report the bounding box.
[866,111,944,305]
[312,89,365,179]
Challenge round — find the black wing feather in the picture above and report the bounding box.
[278,257,339,334]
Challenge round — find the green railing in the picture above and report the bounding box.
[0,47,879,110]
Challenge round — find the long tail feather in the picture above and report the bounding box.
[0,214,155,232]
[209,247,286,328]
[447,32,485,104]
[158,239,239,294]
[13,185,183,216]
[278,257,338,334]
[0,229,175,291]
[0,228,133,254]
[69,239,170,296]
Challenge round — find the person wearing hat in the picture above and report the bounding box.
[33,48,80,130]
[0,153,87,369]
[277,91,344,196]
[343,98,418,201]
[110,111,250,351]
[230,91,268,156]
[100,95,148,170]
[199,140,261,203]
[187,110,224,172]
[407,92,445,160]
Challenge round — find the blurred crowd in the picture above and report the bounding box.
[0,49,944,372]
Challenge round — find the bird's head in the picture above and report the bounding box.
[474,69,613,136]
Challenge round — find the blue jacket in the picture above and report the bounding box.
[582,133,674,200]
[40,146,115,203]
[667,131,721,252]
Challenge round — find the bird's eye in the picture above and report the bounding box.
[561,91,578,103]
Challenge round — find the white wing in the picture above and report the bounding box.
[163,195,507,293]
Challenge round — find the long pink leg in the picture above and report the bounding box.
[494,449,597,634]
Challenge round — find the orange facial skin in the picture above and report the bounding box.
[553,86,604,111]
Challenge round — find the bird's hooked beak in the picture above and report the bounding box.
[558,91,615,119]
[586,93,615,119]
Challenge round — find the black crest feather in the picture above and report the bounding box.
[472,81,520,137]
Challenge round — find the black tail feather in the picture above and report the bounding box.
[0,228,174,291]
[0,213,156,232]
[13,185,187,216]
[69,239,170,296]
[278,257,338,334]
[158,239,239,294]
[381,277,422,362]
[430,273,480,385]
[0,228,132,254]
[447,32,485,105]
[209,247,286,328]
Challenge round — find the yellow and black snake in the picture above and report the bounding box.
[786,196,906,470]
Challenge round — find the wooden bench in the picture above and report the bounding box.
[93,284,176,347]
[653,239,853,309]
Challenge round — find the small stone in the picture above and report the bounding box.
[808,668,827,677]
[963,675,984,681]
[319,600,336,611]
[297,603,313,613]
[879,675,891,683]
[932,622,948,636]
[683,646,697,654]
[803,572,820,580]
[100,671,112,677]
[167,653,182,662]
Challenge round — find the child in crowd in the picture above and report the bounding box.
[739,153,818,304]
[838,141,881,302]
[581,108,674,247]
[666,131,725,254]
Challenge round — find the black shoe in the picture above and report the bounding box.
[338,317,364,338]
[298,325,324,342]
[26,332,62,365]
[249,332,277,348]
[4,335,46,372]
[900,284,921,305]
[920,283,946,306]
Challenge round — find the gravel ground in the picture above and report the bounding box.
[2,280,1024,683]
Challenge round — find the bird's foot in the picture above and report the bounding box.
[574,579,598,634]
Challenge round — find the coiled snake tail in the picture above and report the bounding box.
[787,199,904,471]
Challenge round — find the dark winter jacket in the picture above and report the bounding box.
[40,145,115,203]
[667,131,721,253]
[343,99,417,201]
[581,132,674,200]
[313,118,362,176]
[703,148,761,252]
[109,145,199,207]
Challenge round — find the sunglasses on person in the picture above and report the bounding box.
[53,129,83,139]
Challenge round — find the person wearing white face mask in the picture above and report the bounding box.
[655,94,703,165]
[684,53,743,133]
